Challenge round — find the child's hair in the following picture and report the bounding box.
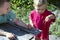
[0,0,10,6]
[33,0,47,6]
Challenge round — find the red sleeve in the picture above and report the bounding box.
[51,13,56,23]
[30,11,36,27]
[48,11,56,23]
[45,12,56,25]
[30,13,33,21]
[30,11,34,22]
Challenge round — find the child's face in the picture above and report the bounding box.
[34,4,46,14]
[0,2,10,14]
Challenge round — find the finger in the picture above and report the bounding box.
[12,34,17,39]
[9,34,16,40]
[9,37,16,40]
[9,37,13,40]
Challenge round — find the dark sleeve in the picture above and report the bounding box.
[8,11,16,21]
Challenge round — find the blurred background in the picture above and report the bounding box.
[10,0,60,40]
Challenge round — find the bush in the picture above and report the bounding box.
[10,0,34,23]
[50,17,60,36]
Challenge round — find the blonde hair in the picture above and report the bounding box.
[33,0,47,5]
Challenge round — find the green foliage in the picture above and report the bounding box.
[11,0,33,10]
[48,0,60,8]
[47,4,57,11]
[10,0,34,23]
[50,17,60,36]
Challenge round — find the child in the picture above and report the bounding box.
[0,0,28,40]
[29,0,56,40]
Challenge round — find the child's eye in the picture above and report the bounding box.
[7,7,10,10]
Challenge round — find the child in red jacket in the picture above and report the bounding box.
[28,0,56,40]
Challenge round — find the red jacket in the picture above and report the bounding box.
[30,9,56,40]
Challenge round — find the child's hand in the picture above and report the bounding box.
[45,14,55,22]
[27,24,34,29]
[5,32,16,40]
